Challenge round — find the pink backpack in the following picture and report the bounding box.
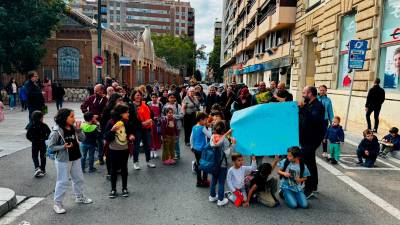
[0,101,4,122]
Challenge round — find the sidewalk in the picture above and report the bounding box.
[0,188,16,217]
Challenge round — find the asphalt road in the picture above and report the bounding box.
[0,103,399,225]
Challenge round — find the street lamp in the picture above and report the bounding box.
[97,0,102,84]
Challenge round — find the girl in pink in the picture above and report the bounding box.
[42,77,52,103]
[148,93,162,159]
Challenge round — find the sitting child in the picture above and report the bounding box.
[379,127,400,159]
[243,156,280,208]
[277,147,310,209]
[356,129,380,168]
[323,116,345,164]
[226,153,257,207]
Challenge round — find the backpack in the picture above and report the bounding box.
[46,130,66,160]
[279,159,305,179]
[199,143,226,175]
[244,171,258,192]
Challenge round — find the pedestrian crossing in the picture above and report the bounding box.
[0,196,43,225]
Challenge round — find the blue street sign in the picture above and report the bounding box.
[348,40,368,69]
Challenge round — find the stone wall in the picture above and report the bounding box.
[63,88,89,102]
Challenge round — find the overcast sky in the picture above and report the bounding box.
[190,0,223,53]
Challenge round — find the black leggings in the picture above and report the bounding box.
[32,143,46,171]
[110,149,129,191]
[193,149,208,183]
[184,113,196,144]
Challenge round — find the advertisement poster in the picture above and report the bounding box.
[381,45,400,89]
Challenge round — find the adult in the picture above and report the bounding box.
[106,86,115,99]
[317,85,334,158]
[162,93,184,159]
[179,85,187,103]
[365,78,385,132]
[205,86,221,114]
[231,87,252,113]
[182,87,200,146]
[270,81,278,95]
[81,84,108,164]
[25,71,45,121]
[299,86,325,198]
[129,90,156,170]
[42,77,52,103]
[53,82,66,111]
[159,89,169,105]
[6,77,18,110]
[272,83,293,102]
[194,85,206,110]
[383,47,400,89]
[252,81,272,105]
[171,84,182,105]
[220,85,236,121]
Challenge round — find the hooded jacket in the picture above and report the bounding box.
[47,125,85,162]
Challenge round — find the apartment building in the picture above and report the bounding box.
[291,0,399,132]
[72,0,195,39]
[214,21,222,38]
[221,0,297,87]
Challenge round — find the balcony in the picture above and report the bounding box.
[257,2,296,37]
[246,29,257,48]
[247,0,258,20]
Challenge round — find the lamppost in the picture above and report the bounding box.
[97,0,102,84]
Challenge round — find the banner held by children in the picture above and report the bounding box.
[230,101,299,156]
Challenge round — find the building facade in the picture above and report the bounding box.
[221,0,297,88]
[214,21,222,38]
[72,0,195,39]
[291,0,400,132]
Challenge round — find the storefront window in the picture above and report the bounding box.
[58,47,80,80]
[378,0,400,91]
[337,13,356,89]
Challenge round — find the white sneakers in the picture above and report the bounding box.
[147,161,156,168]
[75,196,93,204]
[217,198,229,206]
[133,163,141,170]
[209,195,218,202]
[53,204,66,214]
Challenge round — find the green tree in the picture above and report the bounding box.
[208,36,223,82]
[152,34,204,76]
[0,0,66,74]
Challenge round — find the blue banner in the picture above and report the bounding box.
[230,102,299,156]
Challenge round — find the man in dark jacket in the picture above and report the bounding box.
[365,78,385,132]
[25,71,45,121]
[299,86,325,198]
[81,84,108,164]
[205,86,221,114]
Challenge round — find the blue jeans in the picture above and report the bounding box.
[210,167,228,201]
[134,128,151,163]
[80,143,96,171]
[9,94,16,108]
[56,98,63,110]
[283,189,308,209]
[356,148,376,167]
[175,137,181,158]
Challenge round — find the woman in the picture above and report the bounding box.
[47,108,92,214]
[231,87,252,113]
[6,78,18,110]
[194,85,206,110]
[53,82,65,111]
[220,85,236,121]
[129,90,156,170]
[104,104,134,198]
[42,77,52,103]
[182,87,200,146]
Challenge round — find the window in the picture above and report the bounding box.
[57,47,80,80]
[306,0,321,12]
[378,0,400,91]
[337,13,356,89]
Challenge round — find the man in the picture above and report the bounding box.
[25,71,45,121]
[272,83,293,102]
[81,84,108,164]
[299,86,325,198]
[270,81,278,95]
[317,85,334,158]
[205,86,221,114]
[252,81,272,105]
[365,78,385,133]
[384,47,400,89]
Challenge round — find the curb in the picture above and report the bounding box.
[0,188,17,217]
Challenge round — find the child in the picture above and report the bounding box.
[226,153,257,206]
[161,108,178,165]
[148,93,162,159]
[277,146,310,209]
[104,104,134,198]
[243,157,280,208]
[26,110,51,177]
[323,116,345,164]
[80,112,99,173]
[190,112,212,187]
[356,129,380,168]
[379,127,400,159]
[209,121,233,206]
[162,93,183,160]
[47,108,92,214]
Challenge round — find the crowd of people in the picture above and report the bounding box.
[1,69,398,214]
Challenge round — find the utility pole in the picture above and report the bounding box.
[97,0,102,84]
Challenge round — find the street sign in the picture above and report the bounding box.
[348,40,368,70]
[93,55,104,66]
[119,56,132,66]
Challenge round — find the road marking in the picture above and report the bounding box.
[0,197,44,225]
[316,157,400,221]
[338,154,400,171]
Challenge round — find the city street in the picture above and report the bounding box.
[0,103,399,225]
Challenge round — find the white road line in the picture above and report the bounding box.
[316,157,400,221]
[0,197,44,225]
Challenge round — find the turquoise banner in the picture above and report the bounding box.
[230,101,299,156]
